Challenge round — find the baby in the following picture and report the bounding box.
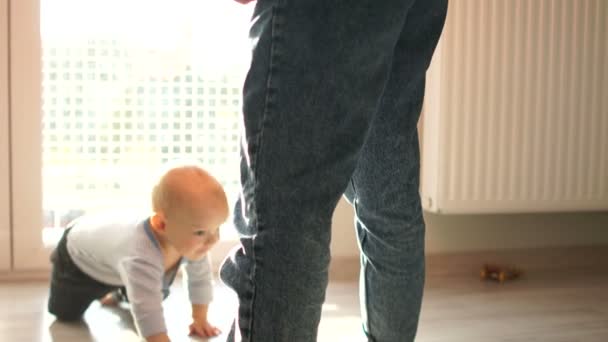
[47,164,229,342]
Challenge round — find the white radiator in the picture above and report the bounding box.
[421,0,608,214]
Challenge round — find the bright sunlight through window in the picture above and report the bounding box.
[40,0,253,234]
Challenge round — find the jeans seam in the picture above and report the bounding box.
[351,178,373,340]
[248,1,284,340]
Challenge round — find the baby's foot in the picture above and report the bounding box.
[99,292,119,306]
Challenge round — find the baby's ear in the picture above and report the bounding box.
[151,212,167,231]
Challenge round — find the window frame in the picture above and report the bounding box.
[1,0,11,271]
[7,0,240,272]
[10,0,45,270]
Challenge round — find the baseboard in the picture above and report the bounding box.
[3,246,607,283]
[329,245,608,281]
[0,270,50,282]
[329,257,360,282]
[426,245,608,277]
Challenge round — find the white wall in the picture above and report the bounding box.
[331,199,608,257]
[330,198,359,258]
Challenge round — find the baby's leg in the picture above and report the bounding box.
[48,277,108,321]
[47,229,114,321]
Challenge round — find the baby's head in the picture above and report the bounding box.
[150,164,229,260]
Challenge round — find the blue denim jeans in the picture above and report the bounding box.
[219,0,448,341]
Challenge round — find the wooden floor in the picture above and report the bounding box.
[1,270,607,341]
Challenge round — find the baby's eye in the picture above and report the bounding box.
[194,230,206,236]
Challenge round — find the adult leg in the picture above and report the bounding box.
[219,0,422,341]
[345,1,448,341]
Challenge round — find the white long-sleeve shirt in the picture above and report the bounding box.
[66,212,214,337]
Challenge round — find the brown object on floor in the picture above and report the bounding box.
[480,264,523,283]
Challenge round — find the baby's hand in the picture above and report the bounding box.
[188,319,221,338]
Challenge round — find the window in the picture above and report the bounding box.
[39,1,252,240]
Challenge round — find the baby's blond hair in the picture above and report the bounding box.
[151,162,227,220]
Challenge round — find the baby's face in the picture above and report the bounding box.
[164,208,224,261]
[155,168,229,260]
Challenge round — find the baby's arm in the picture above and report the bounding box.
[119,257,170,341]
[145,332,171,342]
[183,254,220,337]
[190,303,221,337]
